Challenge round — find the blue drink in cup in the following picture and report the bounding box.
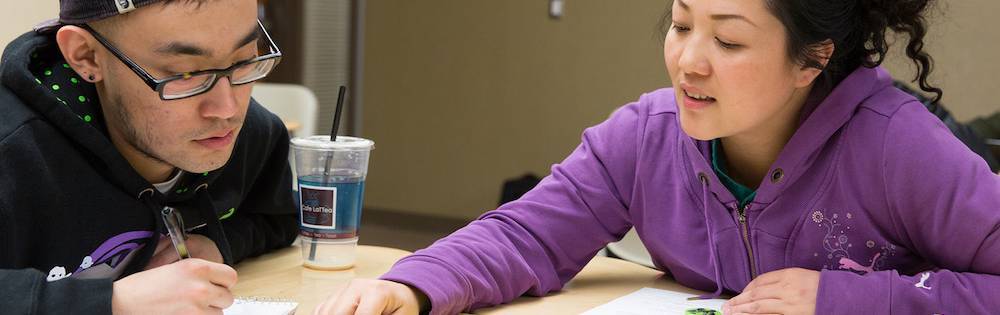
[291,136,374,270]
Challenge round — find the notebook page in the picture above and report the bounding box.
[583,287,727,315]
[223,296,298,315]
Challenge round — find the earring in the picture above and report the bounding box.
[88,74,95,81]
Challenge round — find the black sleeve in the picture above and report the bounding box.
[0,128,114,314]
[220,109,299,263]
[969,111,1000,140]
[0,269,113,314]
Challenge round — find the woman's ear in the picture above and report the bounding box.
[55,26,104,83]
[795,39,834,88]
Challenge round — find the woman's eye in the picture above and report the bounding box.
[671,23,691,33]
[716,38,741,49]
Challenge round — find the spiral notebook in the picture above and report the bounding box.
[223,296,298,315]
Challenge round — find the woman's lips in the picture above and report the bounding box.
[679,84,717,110]
[682,93,716,110]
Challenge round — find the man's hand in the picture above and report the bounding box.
[145,234,224,270]
[313,279,428,315]
[723,268,820,315]
[112,258,237,314]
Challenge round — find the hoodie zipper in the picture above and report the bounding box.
[737,204,758,278]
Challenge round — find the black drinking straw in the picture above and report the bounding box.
[331,85,347,142]
[310,85,348,262]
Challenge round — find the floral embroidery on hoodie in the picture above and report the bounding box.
[812,210,897,274]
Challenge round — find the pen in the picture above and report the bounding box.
[161,206,190,259]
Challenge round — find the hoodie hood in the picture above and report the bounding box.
[1,30,223,205]
[677,66,893,208]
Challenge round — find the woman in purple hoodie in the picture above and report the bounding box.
[317,0,1000,314]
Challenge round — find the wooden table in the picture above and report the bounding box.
[474,257,716,314]
[234,245,715,314]
[233,245,411,313]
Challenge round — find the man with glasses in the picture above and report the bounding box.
[0,0,297,313]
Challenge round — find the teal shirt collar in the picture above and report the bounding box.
[711,139,756,208]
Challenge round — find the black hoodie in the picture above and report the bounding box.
[0,31,299,314]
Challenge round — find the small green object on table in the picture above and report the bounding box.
[684,308,721,315]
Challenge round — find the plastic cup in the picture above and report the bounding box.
[290,135,374,270]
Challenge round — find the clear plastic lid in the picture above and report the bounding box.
[291,136,374,151]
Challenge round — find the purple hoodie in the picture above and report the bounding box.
[381,66,1000,314]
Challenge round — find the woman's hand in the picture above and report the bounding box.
[313,279,428,315]
[723,268,820,315]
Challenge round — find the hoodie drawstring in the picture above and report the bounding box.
[193,187,235,264]
[694,173,725,300]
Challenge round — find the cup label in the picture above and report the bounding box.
[299,184,337,230]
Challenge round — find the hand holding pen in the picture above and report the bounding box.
[110,206,238,314]
[145,207,225,269]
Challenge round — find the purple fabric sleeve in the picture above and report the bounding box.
[380,100,652,314]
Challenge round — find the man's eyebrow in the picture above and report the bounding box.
[153,25,261,57]
[155,42,210,56]
[234,25,262,51]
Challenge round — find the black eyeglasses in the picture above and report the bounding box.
[80,20,282,101]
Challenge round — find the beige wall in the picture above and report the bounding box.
[362,1,668,220]
[362,0,1000,221]
[0,3,59,54]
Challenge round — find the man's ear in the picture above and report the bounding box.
[794,39,835,88]
[55,26,104,83]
